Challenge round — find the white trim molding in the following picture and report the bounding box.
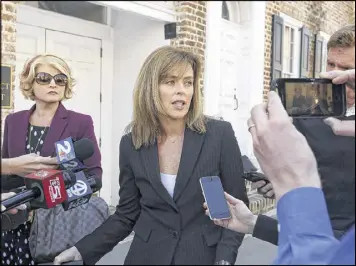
[319,31,331,41]
[279,12,304,29]
[93,1,176,22]
[204,1,223,117]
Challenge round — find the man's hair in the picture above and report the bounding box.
[327,24,355,50]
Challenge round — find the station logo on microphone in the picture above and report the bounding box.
[49,178,63,202]
[55,137,76,163]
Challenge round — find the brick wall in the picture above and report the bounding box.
[1,1,18,135]
[170,1,207,93]
[263,1,355,97]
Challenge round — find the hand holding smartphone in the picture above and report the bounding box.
[271,78,347,118]
[200,176,231,220]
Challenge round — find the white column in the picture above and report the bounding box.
[203,1,223,117]
[249,1,266,107]
[247,1,266,168]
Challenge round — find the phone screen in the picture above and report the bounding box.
[200,176,231,220]
[272,78,346,117]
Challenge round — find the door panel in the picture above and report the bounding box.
[15,24,46,112]
[219,20,252,157]
[45,30,102,144]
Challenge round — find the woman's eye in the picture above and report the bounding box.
[185,81,193,86]
[166,80,175,85]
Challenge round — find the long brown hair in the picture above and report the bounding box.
[125,46,206,149]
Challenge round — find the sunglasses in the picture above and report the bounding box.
[35,72,68,86]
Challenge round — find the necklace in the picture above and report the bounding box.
[28,125,49,154]
[167,133,184,143]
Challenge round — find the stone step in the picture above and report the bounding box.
[248,192,276,215]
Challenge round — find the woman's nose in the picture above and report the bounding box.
[175,82,185,93]
[49,78,57,87]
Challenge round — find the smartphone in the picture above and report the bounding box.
[199,176,231,220]
[271,78,346,117]
[242,172,269,183]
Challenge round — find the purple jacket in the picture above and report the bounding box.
[2,103,102,189]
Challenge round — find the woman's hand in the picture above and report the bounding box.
[4,154,58,176]
[203,192,257,234]
[53,246,83,265]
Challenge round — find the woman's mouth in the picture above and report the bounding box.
[172,100,186,110]
[48,91,58,95]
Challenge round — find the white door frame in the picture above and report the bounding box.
[204,1,266,166]
[16,4,115,204]
[92,1,176,22]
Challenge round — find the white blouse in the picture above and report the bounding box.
[160,173,177,198]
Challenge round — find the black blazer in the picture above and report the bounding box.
[75,119,249,265]
[293,116,355,236]
[252,215,278,246]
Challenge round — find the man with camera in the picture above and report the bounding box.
[253,24,355,240]
[206,69,355,264]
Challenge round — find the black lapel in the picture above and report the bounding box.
[140,142,179,212]
[173,127,205,202]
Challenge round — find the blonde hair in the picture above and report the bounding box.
[327,24,355,50]
[126,46,206,149]
[19,54,76,100]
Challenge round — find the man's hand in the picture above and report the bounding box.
[320,69,355,137]
[324,118,355,137]
[320,69,355,86]
[1,192,27,214]
[251,180,275,199]
[203,192,257,234]
[247,91,320,201]
[4,154,58,176]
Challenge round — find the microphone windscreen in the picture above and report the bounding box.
[62,170,77,188]
[86,173,102,192]
[73,138,95,161]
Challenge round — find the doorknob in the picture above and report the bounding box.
[234,88,238,110]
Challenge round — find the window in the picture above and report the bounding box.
[280,15,302,78]
[24,1,108,25]
[282,26,295,78]
[314,31,330,77]
[319,32,330,72]
[271,14,304,83]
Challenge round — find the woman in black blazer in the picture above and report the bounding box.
[54,46,249,265]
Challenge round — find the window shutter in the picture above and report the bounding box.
[313,34,324,78]
[300,26,312,78]
[271,15,284,85]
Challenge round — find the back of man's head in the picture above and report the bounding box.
[327,24,355,50]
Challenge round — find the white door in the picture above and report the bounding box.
[45,30,102,144]
[219,20,252,157]
[14,23,46,112]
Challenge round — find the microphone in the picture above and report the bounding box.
[1,138,94,193]
[55,138,95,172]
[62,171,101,211]
[1,170,76,212]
